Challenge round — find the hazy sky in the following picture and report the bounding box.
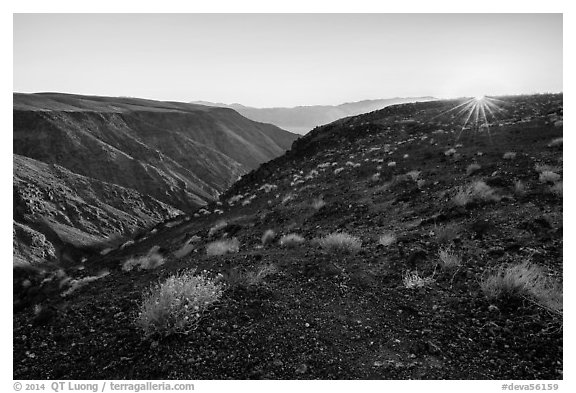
[13,14,562,107]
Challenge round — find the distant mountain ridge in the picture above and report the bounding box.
[13,92,298,264]
[192,97,437,134]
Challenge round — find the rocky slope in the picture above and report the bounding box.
[13,93,298,265]
[193,97,437,134]
[14,94,562,379]
[13,154,182,265]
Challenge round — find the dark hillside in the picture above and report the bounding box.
[14,94,562,380]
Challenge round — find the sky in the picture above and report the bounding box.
[13,13,562,107]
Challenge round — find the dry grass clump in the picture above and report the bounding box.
[225,264,279,288]
[466,163,481,176]
[437,248,462,269]
[311,197,326,210]
[122,250,165,272]
[206,238,240,256]
[318,232,362,254]
[403,270,435,289]
[245,264,279,286]
[480,261,562,314]
[453,181,500,207]
[136,270,224,337]
[378,232,396,247]
[503,152,517,160]
[261,229,276,245]
[539,171,561,184]
[279,233,305,248]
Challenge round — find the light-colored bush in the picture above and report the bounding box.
[334,167,345,175]
[453,181,500,206]
[261,229,276,245]
[539,171,561,184]
[438,248,462,269]
[466,163,481,176]
[279,234,305,248]
[503,152,517,160]
[403,270,435,289]
[136,270,224,337]
[311,197,326,210]
[481,262,562,313]
[318,232,362,254]
[122,250,165,271]
[206,238,240,256]
[244,264,278,286]
[378,232,396,247]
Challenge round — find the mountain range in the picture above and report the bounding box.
[13,93,298,264]
[192,97,437,134]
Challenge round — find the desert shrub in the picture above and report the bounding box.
[466,163,481,176]
[453,181,499,206]
[435,224,461,244]
[480,262,562,313]
[548,137,563,148]
[136,270,223,337]
[206,238,240,256]
[245,264,278,286]
[318,232,362,254]
[279,234,305,248]
[334,167,345,175]
[208,220,228,238]
[437,248,461,269]
[259,183,278,193]
[444,148,456,156]
[311,197,326,210]
[539,171,561,184]
[261,229,276,245]
[453,189,471,207]
[503,152,516,160]
[403,270,435,289]
[122,250,165,272]
[378,232,396,246]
